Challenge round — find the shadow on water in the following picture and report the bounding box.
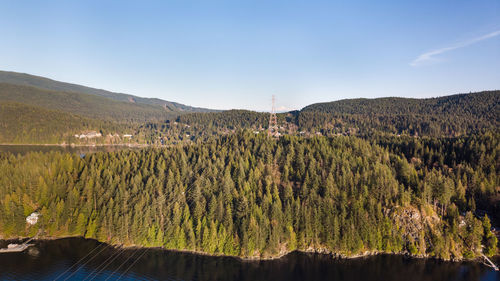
[0,238,498,281]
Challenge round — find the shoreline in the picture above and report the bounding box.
[0,143,150,147]
[1,235,495,264]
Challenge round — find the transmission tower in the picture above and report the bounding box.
[268,95,278,137]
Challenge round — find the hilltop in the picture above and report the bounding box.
[301,91,499,116]
[296,91,500,136]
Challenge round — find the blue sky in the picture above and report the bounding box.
[1,0,499,111]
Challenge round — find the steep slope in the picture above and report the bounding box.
[0,70,213,112]
[0,83,172,122]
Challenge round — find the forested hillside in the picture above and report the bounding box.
[302,91,499,116]
[0,102,96,144]
[177,110,268,130]
[0,71,222,144]
[0,102,138,144]
[0,71,212,112]
[127,110,297,145]
[0,72,498,144]
[0,83,173,122]
[298,91,499,136]
[372,132,500,222]
[171,91,499,138]
[0,133,497,259]
[174,110,272,138]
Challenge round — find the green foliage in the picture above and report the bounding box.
[0,102,120,144]
[1,78,498,146]
[178,110,268,130]
[482,215,498,257]
[0,132,496,260]
[298,91,499,136]
[374,132,500,221]
[0,71,213,113]
[0,83,171,122]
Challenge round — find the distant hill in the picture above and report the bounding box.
[0,83,173,122]
[297,91,500,136]
[301,91,499,117]
[175,91,499,137]
[0,70,498,142]
[0,70,213,113]
[0,70,215,144]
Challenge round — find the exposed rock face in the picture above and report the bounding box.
[392,206,424,239]
[390,206,439,256]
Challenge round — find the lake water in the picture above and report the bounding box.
[0,238,498,281]
[0,145,143,155]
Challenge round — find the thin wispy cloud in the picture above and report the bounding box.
[410,30,500,67]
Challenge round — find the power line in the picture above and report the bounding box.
[53,242,105,281]
[75,184,196,280]
[103,190,197,280]
[103,247,142,281]
[84,246,127,281]
[62,243,111,281]
[115,247,149,281]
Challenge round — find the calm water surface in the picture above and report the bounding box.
[0,238,498,281]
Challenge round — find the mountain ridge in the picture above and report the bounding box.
[0,70,214,113]
[0,70,498,143]
[0,82,174,122]
[300,91,500,116]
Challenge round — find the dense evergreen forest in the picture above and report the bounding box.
[0,102,137,144]
[0,72,216,144]
[157,91,500,141]
[0,83,173,122]
[0,72,498,261]
[298,91,499,136]
[0,132,497,260]
[0,102,94,144]
[1,78,498,144]
[372,133,500,222]
[0,71,213,113]
[177,110,268,131]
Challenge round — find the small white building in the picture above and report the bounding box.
[26,212,40,225]
[75,131,102,139]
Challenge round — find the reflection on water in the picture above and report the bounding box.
[0,145,143,155]
[0,238,498,281]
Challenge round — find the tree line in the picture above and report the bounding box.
[0,132,497,259]
[1,91,498,144]
[298,91,499,136]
